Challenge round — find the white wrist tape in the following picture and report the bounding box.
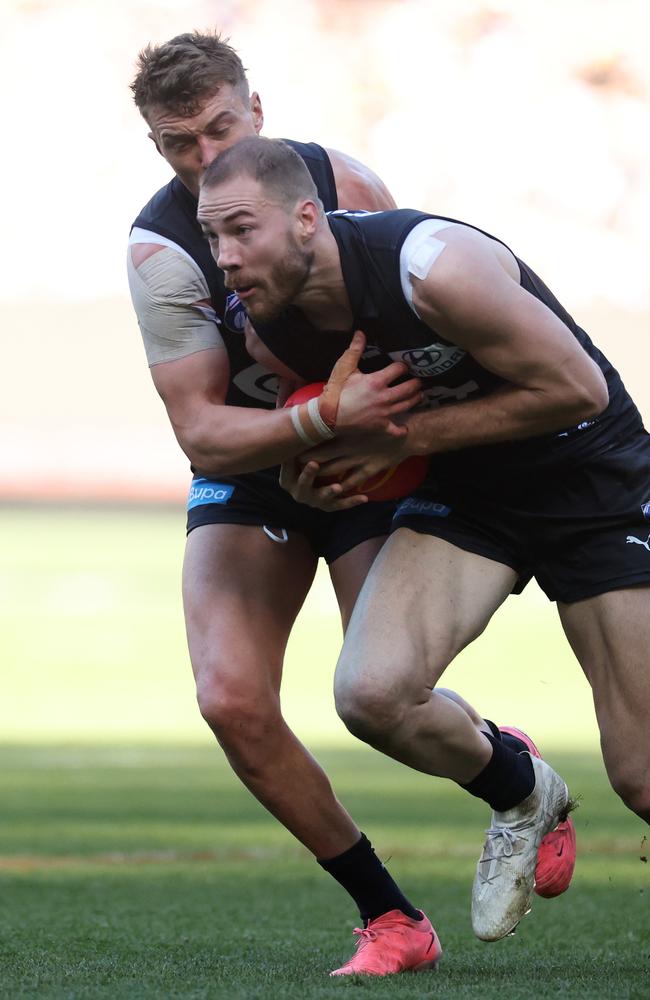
[290,399,337,447]
[306,397,336,440]
[290,405,320,446]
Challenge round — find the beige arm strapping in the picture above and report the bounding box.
[126,243,224,366]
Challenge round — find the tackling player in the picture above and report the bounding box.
[127,31,448,976]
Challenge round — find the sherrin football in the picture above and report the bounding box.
[284,382,428,502]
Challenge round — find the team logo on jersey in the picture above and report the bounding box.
[642,501,650,520]
[389,343,466,378]
[224,292,247,333]
[232,363,279,404]
[187,479,235,511]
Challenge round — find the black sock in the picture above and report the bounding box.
[318,833,421,925]
[461,733,535,811]
[484,719,529,755]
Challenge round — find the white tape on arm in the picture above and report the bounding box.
[290,405,320,446]
[399,219,455,316]
[306,397,336,440]
[290,398,337,447]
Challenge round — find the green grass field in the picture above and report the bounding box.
[1,508,648,998]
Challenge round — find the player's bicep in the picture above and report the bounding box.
[151,348,231,434]
[127,242,225,366]
[326,148,397,211]
[412,241,597,389]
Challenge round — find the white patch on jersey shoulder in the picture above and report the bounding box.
[400,219,457,313]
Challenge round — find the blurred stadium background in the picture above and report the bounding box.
[2,0,649,750]
[2,6,649,995]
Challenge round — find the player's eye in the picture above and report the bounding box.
[166,137,192,151]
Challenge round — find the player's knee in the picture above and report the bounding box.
[196,677,276,749]
[614,778,650,823]
[619,785,650,823]
[611,769,650,823]
[334,673,407,743]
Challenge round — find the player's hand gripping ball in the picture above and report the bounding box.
[284,382,428,501]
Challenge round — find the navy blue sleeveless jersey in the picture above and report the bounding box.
[253,209,643,466]
[130,140,338,408]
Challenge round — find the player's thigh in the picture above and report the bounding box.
[558,586,650,783]
[183,523,318,697]
[328,535,386,632]
[335,527,517,700]
[323,501,395,631]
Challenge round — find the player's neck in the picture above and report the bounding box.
[293,228,353,332]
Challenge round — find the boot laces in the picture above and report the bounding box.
[352,926,378,947]
[484,825,518,857]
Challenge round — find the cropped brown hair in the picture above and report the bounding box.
[202,137,322,210]
[131,31,249,119]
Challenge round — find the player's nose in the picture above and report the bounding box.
[216,238,240,272]
[197,136,221,169]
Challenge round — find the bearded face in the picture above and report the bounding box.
[237,233,314,323]
[198,175,316,323]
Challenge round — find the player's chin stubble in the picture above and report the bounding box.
[252,244,314,323]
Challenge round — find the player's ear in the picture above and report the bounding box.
[250,91,264,134]
[148,131,163,157]
[296,199,320,238]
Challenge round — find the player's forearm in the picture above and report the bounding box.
[403,380,608,456]
[174,405,307,475]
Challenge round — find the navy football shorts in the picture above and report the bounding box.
[186,466,395,565]
[391,426,650,603]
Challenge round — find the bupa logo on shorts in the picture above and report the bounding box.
[394,498,451,518]
[642,501,650,521]
[187,478,235,511]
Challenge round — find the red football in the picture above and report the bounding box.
[284,381,428,501]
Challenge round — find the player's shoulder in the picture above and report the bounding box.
[281,138,328,161]
[128,232,210,305]
[328,207,432,247]
[130,176,200,240]
[325,148,396,212]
